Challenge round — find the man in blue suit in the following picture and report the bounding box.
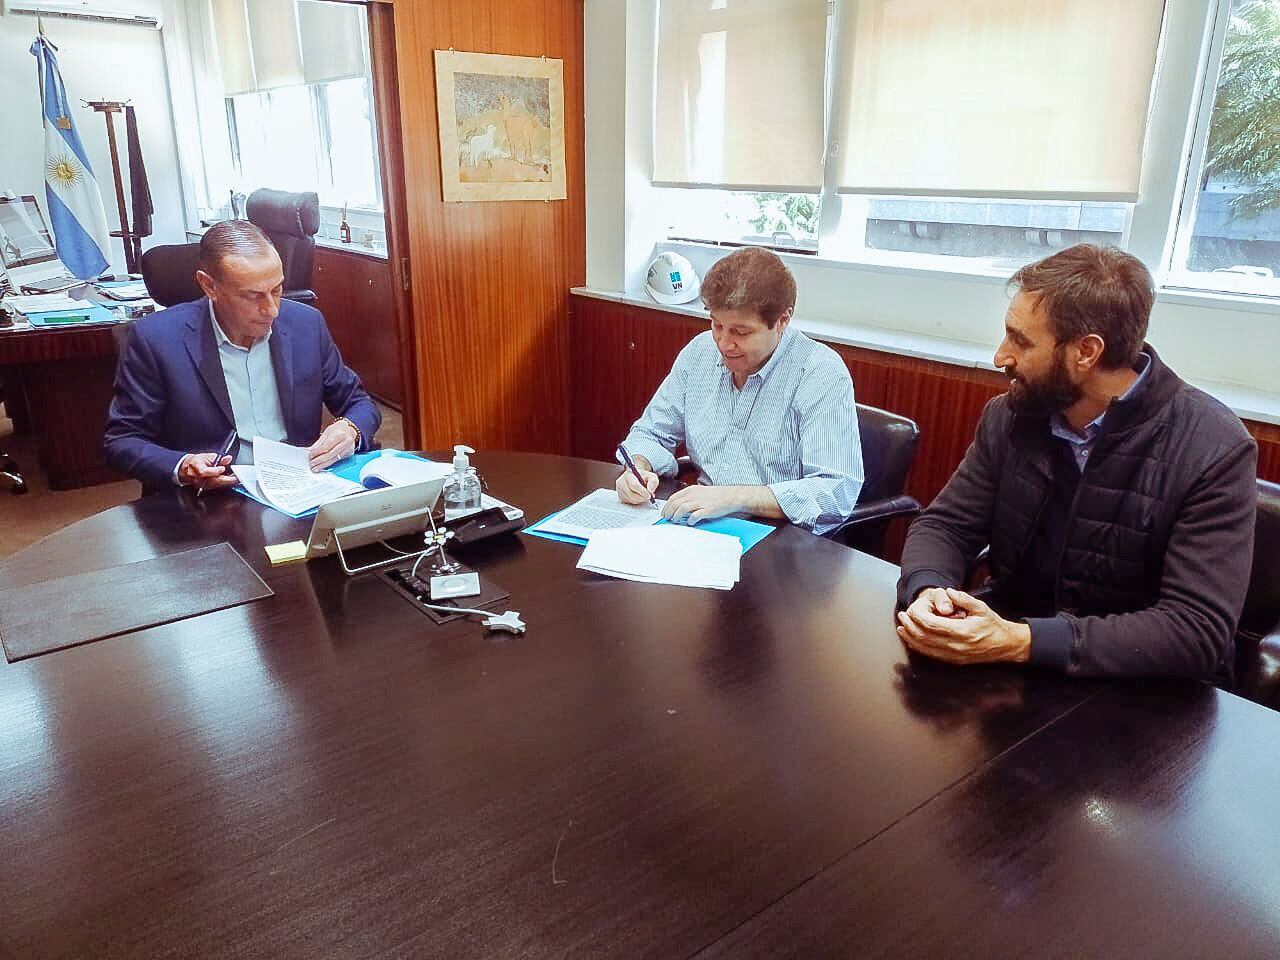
[105,220,381,493]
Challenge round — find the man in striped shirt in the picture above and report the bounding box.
[616,247,864,535]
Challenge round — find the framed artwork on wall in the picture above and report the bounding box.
[434,49,568,202]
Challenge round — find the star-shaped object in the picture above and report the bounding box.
[481,610,526,635]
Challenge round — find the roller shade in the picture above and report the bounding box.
[834,0,1166,201]
[209,0,368,96]
[653,0,829,193]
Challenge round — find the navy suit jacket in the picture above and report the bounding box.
[104,297,381,490]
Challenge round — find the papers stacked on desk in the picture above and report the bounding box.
[230,442,457,518]
[94,280,151,300]
[1,292,119,327]
[233,437,366,516]
[578,524,743,590]
[3,293,82,314]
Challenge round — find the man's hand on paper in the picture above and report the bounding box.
[615,455,659,504]
[178,452,238,492]
[308,419,359,472]
[662,483,787,524]
[661,484,744,524]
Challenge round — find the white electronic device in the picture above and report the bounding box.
[0,196,81,293]
[305,477,446,575]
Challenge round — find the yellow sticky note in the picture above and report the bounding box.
[265,540,308,565]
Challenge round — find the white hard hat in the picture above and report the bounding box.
[644,252,701,305]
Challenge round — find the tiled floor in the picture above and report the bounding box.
[0,402,404,560]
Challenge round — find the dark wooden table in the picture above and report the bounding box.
[0,452,1273,958]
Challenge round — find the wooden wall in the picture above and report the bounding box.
[312,247,402,407]
[386,0,585,454]
[571,294,1280,555]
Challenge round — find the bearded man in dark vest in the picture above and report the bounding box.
[896,244,1256,682]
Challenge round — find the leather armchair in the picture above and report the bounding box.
[828,403,922,557]
[246,188,320,306]
[1235,478,1280,709]
[140,243,203,307]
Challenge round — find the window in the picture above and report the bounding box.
[659,187,820,252]
[652,0,1162,272]
[828,196,1132,272]
[1169,0,1280,296]
[226,78,381,210]
[205,0,381,212]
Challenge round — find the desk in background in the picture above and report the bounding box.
[0,452,1276,957]
[0,306,128,489]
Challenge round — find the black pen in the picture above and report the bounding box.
[197,429,238,498]
[617,443,658,509]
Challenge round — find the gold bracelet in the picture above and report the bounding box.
[335,416,361,448]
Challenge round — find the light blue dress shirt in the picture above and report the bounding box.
[208,300,288,464]
[621,325,864,535]
[1049,352,1152,471]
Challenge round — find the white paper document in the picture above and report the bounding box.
[2,293,82,314]
[577,524,743,590]
[357,453,453,487]
[250,437,363,515]
[95,281,151,300]
[538,487,664,539]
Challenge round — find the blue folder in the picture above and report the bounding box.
[523,509,776,554]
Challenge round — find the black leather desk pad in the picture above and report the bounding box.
[0,542,273,662]
[382,564,510,624]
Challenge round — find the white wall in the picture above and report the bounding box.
[585,0,1280,404]
[0,3,186,276]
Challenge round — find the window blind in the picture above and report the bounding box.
[834,0,1166,201]
[653,0,830,193]
[298,0,368,85]
[209,0,368,96]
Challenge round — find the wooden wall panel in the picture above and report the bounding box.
[1251,421,1280,484]
[313,248,403,408]
[570,293,1280,515]
[368,3,419,437]
[388,0,585,454]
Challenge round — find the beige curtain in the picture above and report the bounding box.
[209,0,367,96]
[653,0,830,192]
[834,0,1166,200]
[208,0,255,96]
[298,0,368,85]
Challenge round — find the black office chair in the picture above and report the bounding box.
[1235,478,1280,711]
[0,380,28,495]
[246,188,320,306]
[828,403,922,557]
[674,402,921,559]
[140,243,204,307]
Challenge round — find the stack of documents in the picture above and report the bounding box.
[232,437,365,516]
[3,293,82,314]
[1,292,118,327]
[230,442,463,519]
[95,280,151,300]
[578,524,743,590]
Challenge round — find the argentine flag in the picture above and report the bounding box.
[30,35,110,280]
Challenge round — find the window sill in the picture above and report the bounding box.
[316,236,388,260]
[571,286,1280,427]
[661,239,1280,314]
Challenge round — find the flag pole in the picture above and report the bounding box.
[83,99,139,274]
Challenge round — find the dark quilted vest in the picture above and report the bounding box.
[986,348,1226,619]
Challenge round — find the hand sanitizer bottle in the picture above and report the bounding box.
[443,444,482,520]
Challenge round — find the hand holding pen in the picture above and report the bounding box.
[188,429,239,498]
[616,444,659,509]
